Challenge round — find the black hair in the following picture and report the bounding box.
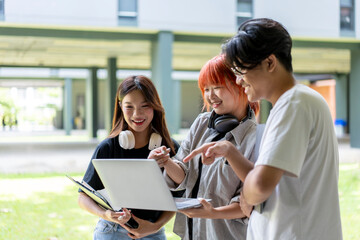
[223,18,293,73]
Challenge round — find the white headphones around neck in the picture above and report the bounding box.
[118,130,162,150]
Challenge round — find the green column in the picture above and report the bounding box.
[105,57,117,134]
[63,78,72,136]
[349,50,360,147]
[335,74,348,127]
[86,67,98,139]
[151,31,180,134]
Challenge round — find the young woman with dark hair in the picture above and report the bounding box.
[78,75,177,240]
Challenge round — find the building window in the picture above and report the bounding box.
[118,0,137,26]
[236,0,253,29]
[0,0,4,21]
[340,0,355,36]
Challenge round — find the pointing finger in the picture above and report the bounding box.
[183,148,203,163]
[183,143,216,163]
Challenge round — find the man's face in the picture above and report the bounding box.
[232,60,270,102]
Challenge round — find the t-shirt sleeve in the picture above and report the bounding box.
[256,101,311,177]
[81,140,113,191]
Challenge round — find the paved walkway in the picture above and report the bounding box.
[0,141,98,173]
[337,138,360,163]
[0,130,359,174]
[0,129,99,174]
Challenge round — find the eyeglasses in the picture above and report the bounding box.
[231,67,246,80]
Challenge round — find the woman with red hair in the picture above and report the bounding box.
[149,54,259,239]
[198,55,259,115]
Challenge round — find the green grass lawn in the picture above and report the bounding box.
[0,173,180,240]
[0,163,359,240]
[338,163,360,240]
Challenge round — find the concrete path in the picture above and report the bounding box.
[0,141,98,174]
[0,131,359,174]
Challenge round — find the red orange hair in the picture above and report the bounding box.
[198,54,259,115]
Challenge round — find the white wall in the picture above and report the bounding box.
[138,0,236,33]
[4,0,354,38]
[3,0,358,38]
[254,0,340,38]
[5,0,117,27]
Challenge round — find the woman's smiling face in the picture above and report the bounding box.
[120,90,154,134]
[204,84,240,117]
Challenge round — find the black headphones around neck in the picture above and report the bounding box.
[208,105,252,133]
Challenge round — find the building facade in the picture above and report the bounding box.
[0,0,360,147]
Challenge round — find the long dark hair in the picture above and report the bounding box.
[108,75,175,155]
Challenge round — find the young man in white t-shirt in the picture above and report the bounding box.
[183,18,343,240]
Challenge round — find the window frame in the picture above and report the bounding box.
[0,0,4,21]
[118,0,138,27]
[340,0,355,36]
[236,0,253,29]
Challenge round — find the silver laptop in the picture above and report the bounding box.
[92,158,209,211]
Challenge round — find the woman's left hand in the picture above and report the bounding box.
[179,198,216,219]
[120,214,161,239]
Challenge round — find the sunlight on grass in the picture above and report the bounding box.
[0,163,358,239]
[338,163,360,240]
[0,185,99,239]
[0,174,180,240]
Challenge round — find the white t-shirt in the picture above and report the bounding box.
[247,84,342,240]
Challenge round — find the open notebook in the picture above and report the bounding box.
[66,175,113,210]
[67,175,139,228]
